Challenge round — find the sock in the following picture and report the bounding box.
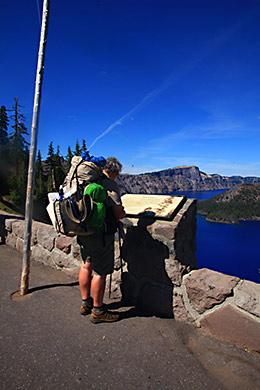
[93,305,104,314]
[82,297,93,306]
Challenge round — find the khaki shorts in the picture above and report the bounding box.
[77,232,114,276]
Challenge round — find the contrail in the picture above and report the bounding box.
[36,0,42,26]
[88,72,181,150]
[89,12,254,151]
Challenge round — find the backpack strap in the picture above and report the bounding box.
[70,157,85,189]
[94,172,106,185]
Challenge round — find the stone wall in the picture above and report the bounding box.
[0,199,198,306]
[178,269,260,352]
[1,201,259,352]
[0,212,82,270]
[120,198,198,317]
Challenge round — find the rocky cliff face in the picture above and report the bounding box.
[117,166,260,194]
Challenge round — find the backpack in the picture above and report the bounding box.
[63,155,105,194]
[47,153,109,237]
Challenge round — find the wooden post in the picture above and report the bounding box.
[20,0,50,295]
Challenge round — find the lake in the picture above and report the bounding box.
[170,190,260,284]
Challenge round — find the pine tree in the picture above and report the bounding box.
[9,98,29,150]
[0,105,10,195]
[8,98,29,177]
[8,149,29,207]
[35,150,46,202]
[81,139,87,153]
[47,141,55,162]
[54,145,66,189]
[74,139,81,156]
[46,141,56,191]
[47,170,55,193]
[0,105,9,147]
[66,146,73,168]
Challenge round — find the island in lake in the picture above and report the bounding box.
[197,183,260,223]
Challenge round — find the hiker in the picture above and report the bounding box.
[77,157,126,323]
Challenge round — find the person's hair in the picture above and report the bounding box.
[104,157,122,175]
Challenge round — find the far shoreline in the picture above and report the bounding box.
[197,212,260,225]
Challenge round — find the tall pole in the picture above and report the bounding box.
[20,0,50,295]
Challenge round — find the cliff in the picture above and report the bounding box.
[197,183,260,223]
[117,166,260,194]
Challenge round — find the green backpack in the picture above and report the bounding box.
[84,183,106,230]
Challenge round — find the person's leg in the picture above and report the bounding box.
[91,274,106,307]
[78,261,92,300]
[90,272,119,324]
[79,233,119,323]
[79,261,93,315]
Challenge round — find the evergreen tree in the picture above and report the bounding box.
[8,149,29,206]
[9,98,29,151]
[47,170,55,193]
[81,139,87,153]
[54,145,66,189]
[0,105,10,194]
[74,139,81,156]
[8,98,29,177]
[35,150,46,202]
[66,146,73,168]
[46,141,56,191]
[0,105,9,147]
[47,141,55,162]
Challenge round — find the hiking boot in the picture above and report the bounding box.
[90,308,120,324]
[80,297,93,316]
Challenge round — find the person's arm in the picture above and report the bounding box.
[113,204,126,220]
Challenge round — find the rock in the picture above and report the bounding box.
[5,233,17,248]
[154,222,177,240]
[36,225,57,251]
[184,268,240,314]
[166,239,176,256]
[106,268,124,299]
[12,221,25,239]
[120,218,133,229]
[121,271,137,305]
[117,166,260,194]
[234,280,260,317]
[164,258,183,286]
[31,222,43,245]
[5,218,19,232]
[49,249,79,269]
[122,225,172,286]
[56,236,74,254]
[16,237,24,254]
[114,242,126,271]
[62,267,80,279]
[71,239,81,260]
[138,281,174,318]
[172,290,195,323]
[31,245,51,267]
[199,305,260,353]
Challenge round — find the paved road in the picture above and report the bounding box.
[0,245,259,390]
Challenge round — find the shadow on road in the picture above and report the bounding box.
[10,281,79,300]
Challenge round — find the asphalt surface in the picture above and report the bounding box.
[0,245,260,390]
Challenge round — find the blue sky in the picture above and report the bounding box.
[1,0,260,176]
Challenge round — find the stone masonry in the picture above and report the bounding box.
[1,199,259,353]
[120,198,197,317]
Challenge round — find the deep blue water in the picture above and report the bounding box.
[170,190,260,283]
